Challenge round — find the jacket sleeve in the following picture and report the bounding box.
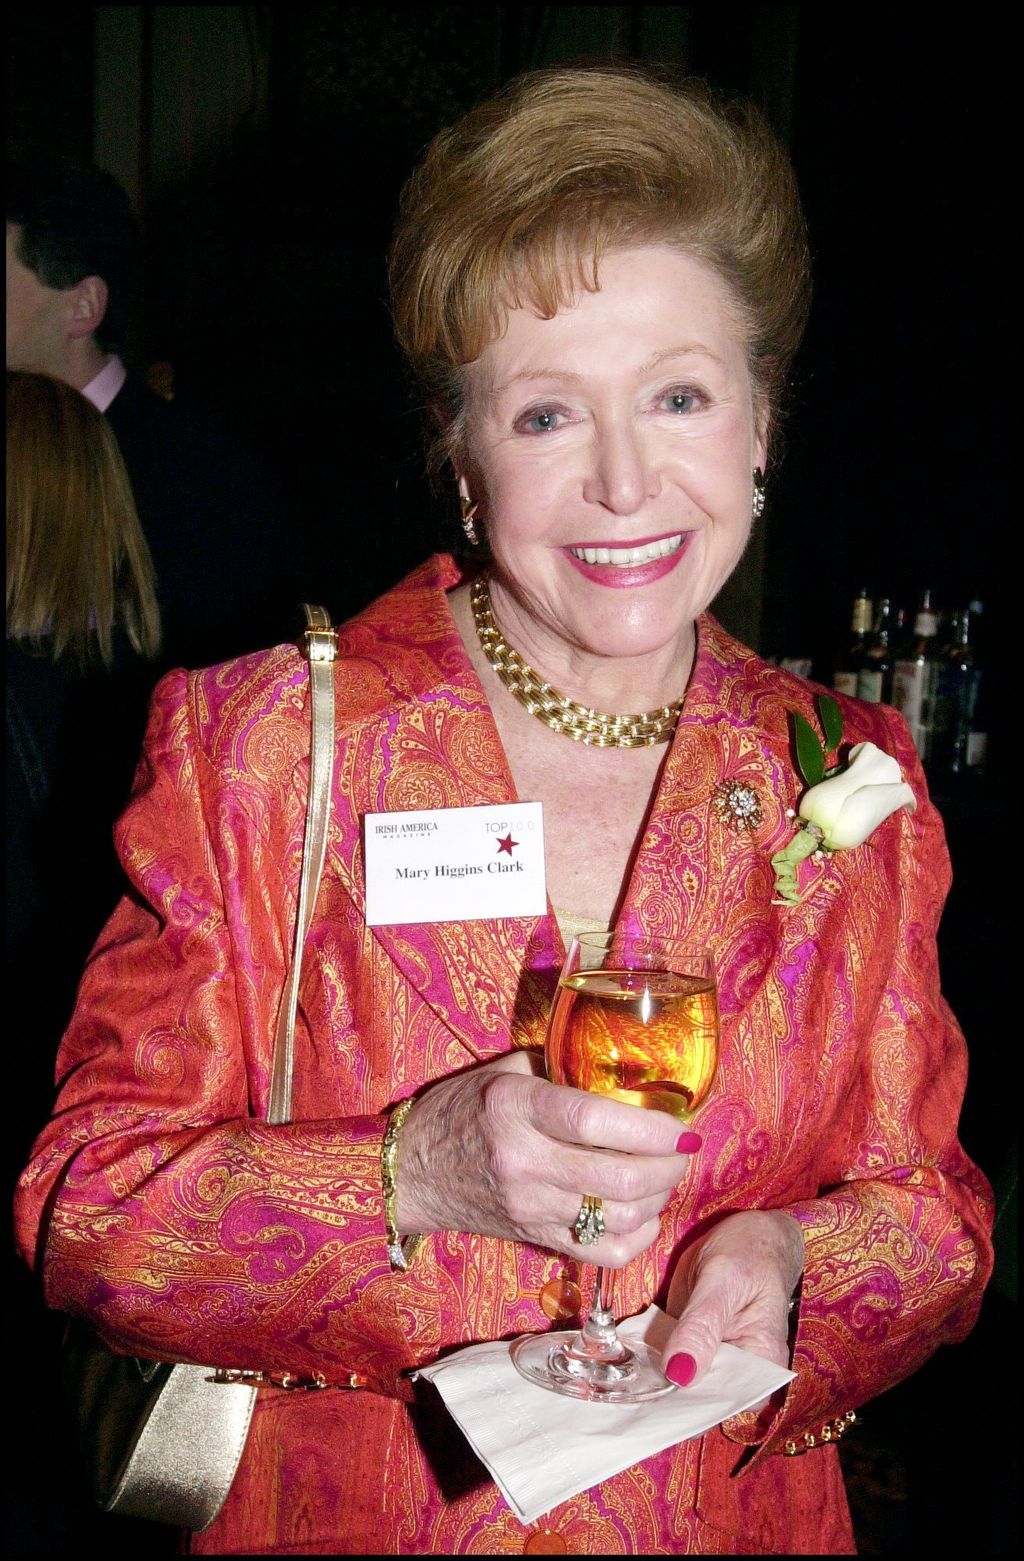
[726,706,994,1459]
[13,666,414,1396]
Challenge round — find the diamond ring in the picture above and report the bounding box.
[573,1193,606,1246]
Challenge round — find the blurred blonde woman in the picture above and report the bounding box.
[6,369,160,665]
[7,369,161,1186]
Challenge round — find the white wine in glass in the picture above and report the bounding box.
[510,932,719,1402]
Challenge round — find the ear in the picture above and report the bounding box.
[66,276,108,341]
[456,471,473,505]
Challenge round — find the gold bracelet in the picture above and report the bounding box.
[783,1410,856,1456]
[381,1097,424,1272]
[213,1367,366,1391]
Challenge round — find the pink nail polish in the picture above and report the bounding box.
[665,1352,697,1387]
[675,1130,702,1154]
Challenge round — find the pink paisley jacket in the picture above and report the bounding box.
[15,556,992,1555]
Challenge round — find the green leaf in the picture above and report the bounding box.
[793,712,825,787]
[817,693,844,755]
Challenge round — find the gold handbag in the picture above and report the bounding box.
[60,606,337,1531]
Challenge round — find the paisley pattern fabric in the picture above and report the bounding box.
[15,555,992,1555]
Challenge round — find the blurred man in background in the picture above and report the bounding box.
[7,146,295,670]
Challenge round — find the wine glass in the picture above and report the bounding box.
[510,931,719,1402]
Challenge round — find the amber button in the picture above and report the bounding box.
[524,1531,567,1554]
[539,1277,582,1322]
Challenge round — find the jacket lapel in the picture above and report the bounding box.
[322,558,561,1063]
[616,614,793,1022]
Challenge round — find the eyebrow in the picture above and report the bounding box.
[489,343,725,400]
[489,368,583,398]
[639,343,725,371]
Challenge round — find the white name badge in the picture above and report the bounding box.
[364,802,546,927]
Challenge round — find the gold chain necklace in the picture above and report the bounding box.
[470,574,684,748]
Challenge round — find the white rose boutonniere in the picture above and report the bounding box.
[800,741,917,849]
[771,695,916,905]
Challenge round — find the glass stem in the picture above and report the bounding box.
[574,1266,630,1363]
[591,1266,614,1322]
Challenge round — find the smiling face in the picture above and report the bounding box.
[459,245,767,701]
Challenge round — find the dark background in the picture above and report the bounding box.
[7,6,1016,1555]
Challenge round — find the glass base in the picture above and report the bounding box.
[509,1329,676,1403]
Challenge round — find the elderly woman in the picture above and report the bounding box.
[16,68,991,1556]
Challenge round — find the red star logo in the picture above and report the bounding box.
[496,833,519,856]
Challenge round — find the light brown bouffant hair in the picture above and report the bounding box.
[390,66,811,470]
[6,371,161,666]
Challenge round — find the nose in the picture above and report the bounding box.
[581,421,661,514]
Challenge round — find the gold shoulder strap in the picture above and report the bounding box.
[267,605,337,1125]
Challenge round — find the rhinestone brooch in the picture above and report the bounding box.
[712,779,764,834]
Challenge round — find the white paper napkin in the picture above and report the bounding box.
[414,1305,795,1525]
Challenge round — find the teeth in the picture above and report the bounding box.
[570,534,684,567]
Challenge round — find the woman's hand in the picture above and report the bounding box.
[662,1210,804,1391]
[395,1050,696,1267]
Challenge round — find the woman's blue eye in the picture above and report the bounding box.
[665,390,699,414]
[522,408,561,433]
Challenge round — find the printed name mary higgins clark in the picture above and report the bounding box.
[395,859,524,879]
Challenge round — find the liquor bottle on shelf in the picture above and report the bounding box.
[857,596,895,703]
[833,587,873,696]
[965,599,990,773]
[892,589,940,758]
[930,604,986,777]
[933,607,961,666]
